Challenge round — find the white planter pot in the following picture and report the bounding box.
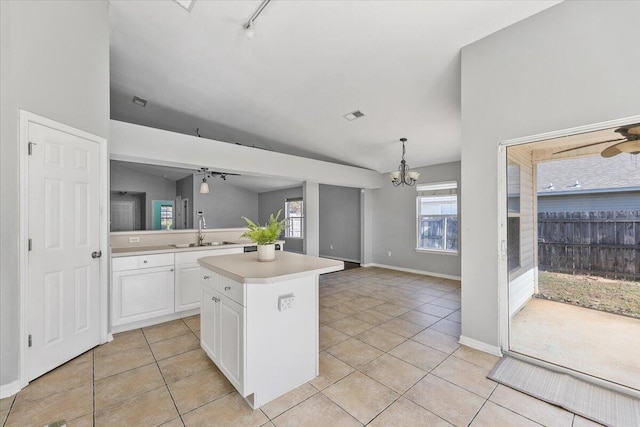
[257,244,276,262]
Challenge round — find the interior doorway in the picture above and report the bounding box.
[152,200,174,230]
[502,119,640,393]
[110,191,145,231]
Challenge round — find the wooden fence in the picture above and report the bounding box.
[538,210,640,280]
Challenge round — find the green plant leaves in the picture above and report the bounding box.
[240,209,285,245]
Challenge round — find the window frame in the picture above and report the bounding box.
[507,162,522,272]
[415,190,459,255]
[284,198,304,239]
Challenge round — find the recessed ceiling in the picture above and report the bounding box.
[109,1,561,173]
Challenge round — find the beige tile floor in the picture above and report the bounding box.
[511,298,640,391]
[2,267,600,426]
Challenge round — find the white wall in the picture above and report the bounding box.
[319,185,361,262]
[371,161,462,278]
[0,0,109,389]
[258,187,304,253]
[460,1,640,349]
[110,120,385,190]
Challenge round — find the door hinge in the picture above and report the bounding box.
[28,334,32,348]
[28,238,32,251]
[28,142,36,155]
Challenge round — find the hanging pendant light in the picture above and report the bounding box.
[389,138,420,187]
[199,176,210,194]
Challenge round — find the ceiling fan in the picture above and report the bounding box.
[553,124,640,158]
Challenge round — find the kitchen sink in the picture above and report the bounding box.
[171,241,234,248]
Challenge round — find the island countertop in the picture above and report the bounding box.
[198,251,344,284]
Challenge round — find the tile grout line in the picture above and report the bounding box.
[320,299,460,425]
[142,324,185,426]
[2,395,16,427]
[93,349,96,427]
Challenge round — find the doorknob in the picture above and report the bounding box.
[91,250,102,259]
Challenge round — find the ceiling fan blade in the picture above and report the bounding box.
[601,144,623,158]
[614,140,640,154]
[627,126,640,136]
[553,138,624,155]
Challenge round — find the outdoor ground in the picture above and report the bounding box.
[535,271,640,319]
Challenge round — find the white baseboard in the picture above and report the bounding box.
[0,379,24,399]
[320,255,361,264]
[110,308,199,334]
[459,335,503,357]
[364,263,461,281]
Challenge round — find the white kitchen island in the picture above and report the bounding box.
[198,251,343,409]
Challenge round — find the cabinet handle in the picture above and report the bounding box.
[143,260,148,264]
[224,286,231,291]
[203,275,210,280]
[170,268,174,272]
[211,296,219,302]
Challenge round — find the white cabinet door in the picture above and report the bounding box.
[112,266,175,326]
[201,285,220,361]
[175,263,201,312]
[219,295,245,393]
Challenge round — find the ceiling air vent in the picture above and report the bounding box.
[343,110,365,121]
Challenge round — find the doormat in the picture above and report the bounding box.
[488,357,640,427]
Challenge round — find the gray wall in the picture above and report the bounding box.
[258,187,304,253]
[176,175,194,229]
[538,191,640,213]
[319,185,361,262]
[194,180,259,229]
[0,0,109,387]
[460,1,640,348]
[110,162,177,230]
[371,162,461,277]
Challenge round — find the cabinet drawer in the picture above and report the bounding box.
[217,275,244,306]
[175,247,243,265]
[200,268,216,288]
[112,253,175,271]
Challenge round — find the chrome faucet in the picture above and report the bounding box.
[197,212,207,245]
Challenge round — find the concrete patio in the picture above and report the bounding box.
[511,298,640,392]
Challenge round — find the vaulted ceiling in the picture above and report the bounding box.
[109,0,561,173]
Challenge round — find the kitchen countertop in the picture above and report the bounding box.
[198,251,344,284]
[111,240,285,257]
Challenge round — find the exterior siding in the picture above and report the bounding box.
[508,146,536,316]
[538,191,640,213]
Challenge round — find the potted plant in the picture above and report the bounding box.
[241,210,286,262]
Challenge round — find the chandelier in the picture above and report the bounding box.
[389,138,420,187]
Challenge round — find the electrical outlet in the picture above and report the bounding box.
[330,244,333,250]
[278,294,295,311]
[388,250,392,257]
[129,237,140,243]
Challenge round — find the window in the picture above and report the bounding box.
[507,163,521,271]
[285,198,303,238]
[416,181,458,253]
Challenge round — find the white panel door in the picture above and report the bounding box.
[201,286,220,361]
[27,122,101,380]
[111,266,175,326]
[111,200,135,231]
[219,295,244,393]
[175,263,202,312]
